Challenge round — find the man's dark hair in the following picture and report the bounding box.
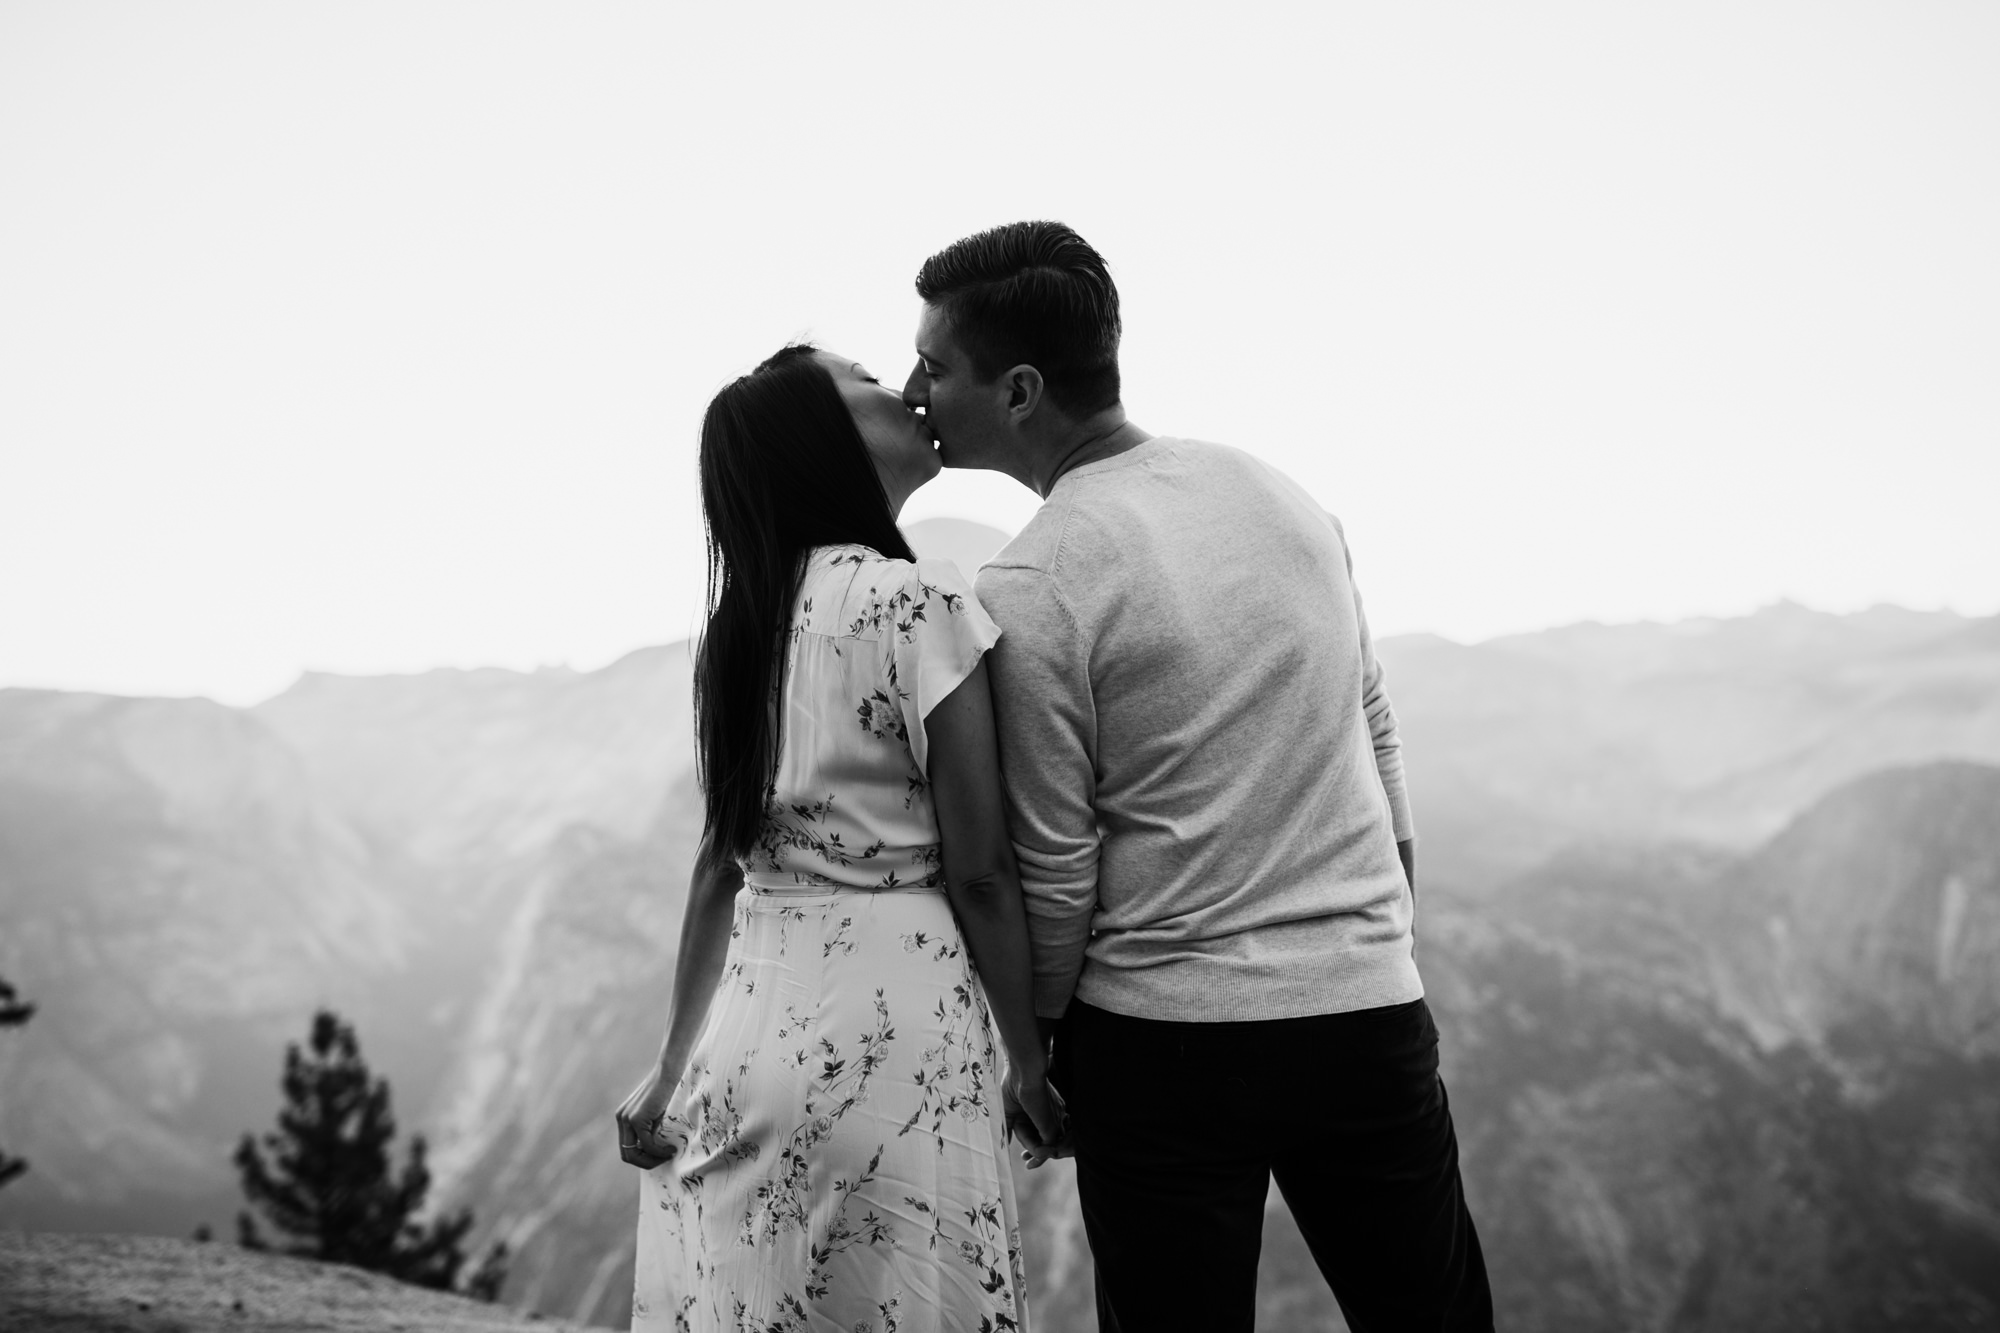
[915,220,1121,416]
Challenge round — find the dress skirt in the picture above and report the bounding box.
[632,886,1029,1333]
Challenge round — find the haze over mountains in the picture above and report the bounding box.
[3,516,1998,1330]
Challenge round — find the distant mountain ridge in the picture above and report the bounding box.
[1380,599,2000,886]
[4,566,1998,1329]
[901,516,1012,581]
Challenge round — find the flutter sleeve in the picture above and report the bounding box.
[887,557,1003,775]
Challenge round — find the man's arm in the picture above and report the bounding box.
[975,564,1101,1018]
[1330,514,1417,897]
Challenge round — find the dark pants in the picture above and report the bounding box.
[1053,997,1493,1333]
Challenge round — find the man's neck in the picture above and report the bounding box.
[1028,412,1154,498]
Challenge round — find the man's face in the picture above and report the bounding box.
[904,303,1013,471]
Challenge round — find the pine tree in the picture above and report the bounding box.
[0,976,33,1191]
[463,1240,511,1303]
[234,1009,504,1296]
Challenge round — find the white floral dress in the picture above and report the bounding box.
[633,545,1028,1333]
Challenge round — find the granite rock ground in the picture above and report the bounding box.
[0,1233,595,1333]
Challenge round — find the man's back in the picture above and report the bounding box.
[976,437,1422,1022]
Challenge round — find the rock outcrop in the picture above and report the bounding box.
[0,1231,593,1332]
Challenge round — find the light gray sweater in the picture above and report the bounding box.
[975,438,1422,1022]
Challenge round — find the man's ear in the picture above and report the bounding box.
[1004,365,1045,420]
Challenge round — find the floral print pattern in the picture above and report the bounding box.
[745,547,1000,892]
[633,890,1029,1333]
[633,547,1024,1333]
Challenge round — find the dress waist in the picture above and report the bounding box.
[743,873,945,897]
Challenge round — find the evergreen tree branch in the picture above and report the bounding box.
[233,1009,477,1290]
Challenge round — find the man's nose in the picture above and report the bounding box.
[902,364,927,409]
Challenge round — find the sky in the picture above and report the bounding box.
[2,1,1996,706]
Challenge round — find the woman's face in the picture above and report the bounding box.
[819,351,940,516]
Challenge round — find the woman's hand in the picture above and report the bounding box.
[1003,1065,1070,1169]
[619,838,741,1172]
[614,1065,684,1171]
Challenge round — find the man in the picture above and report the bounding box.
[902,220,1493,1333]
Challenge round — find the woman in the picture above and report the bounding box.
[617,344,1063,1333]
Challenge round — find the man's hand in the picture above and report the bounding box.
[1003,1069,1071,1169]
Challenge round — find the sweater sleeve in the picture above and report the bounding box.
[974,562,1100,1017]
[1330,515,1415,842]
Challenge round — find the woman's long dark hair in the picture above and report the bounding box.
[696,343,917,859]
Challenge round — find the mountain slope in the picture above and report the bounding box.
[0,691,406,1227]
[1716,762,2000,1058]
[7,599,1998,1331]
[1379,605,2000,884]
[1424,761,2000,1331]
[944,762,2000,1332]
[421,786,703,1323]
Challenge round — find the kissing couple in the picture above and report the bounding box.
[616,221,1492,1333]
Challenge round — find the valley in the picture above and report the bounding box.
[4,517,1998,1329]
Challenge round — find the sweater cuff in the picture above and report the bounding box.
[1389,792,1415,843]
[1032,956,1085,1018]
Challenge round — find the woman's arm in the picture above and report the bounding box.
[925,658,1066,1163]
[615,834,743,1169]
